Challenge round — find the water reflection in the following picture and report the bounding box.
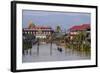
[22,43,90,63]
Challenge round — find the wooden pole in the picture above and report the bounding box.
[37,39,39,56]
[50,40,52,56]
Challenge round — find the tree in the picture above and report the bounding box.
[23,34,36,55]
[56,25,61,33]
[73,31,88,50]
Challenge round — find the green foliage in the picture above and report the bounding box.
[23,40,32,50]
[32,23,35,27]
[56,25,61,33]
[65,31,90,52]
[23,34,35,50]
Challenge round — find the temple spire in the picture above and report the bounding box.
[28,20,35,29]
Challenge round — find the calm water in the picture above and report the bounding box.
[22,43,90,63]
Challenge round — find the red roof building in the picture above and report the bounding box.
[68,24,90,40]
[32,26,51,29]
[23,25,54,39]
[69,24,90,31]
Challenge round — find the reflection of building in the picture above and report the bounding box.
[68,24,90,42]
[23,26,54,39]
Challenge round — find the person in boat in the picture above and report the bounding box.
[57,46,62,52]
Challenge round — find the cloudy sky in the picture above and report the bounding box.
[22,10,91,31]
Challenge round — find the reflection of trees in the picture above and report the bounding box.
[23,34,35,55]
